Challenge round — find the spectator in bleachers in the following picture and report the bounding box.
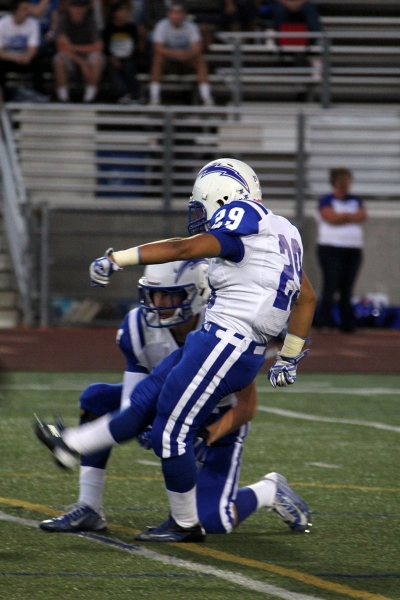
[149,2,214,106]
[223,0,258,34]
[103,0,141,103]
[315,167,367,333]
[140,0,168,37]
[269,1,322,80]
[270,0,322,34]
[181,0,222,51]
[0,0,40,101]
[28,0,59,93]
[28,0,59,43]
[171,0,258,51]
[138,0,168,64]
[53,0,105,102]
[98,0,134,29]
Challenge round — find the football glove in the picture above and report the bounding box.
[267,349,309,389]
[193,426,210,450]
[90,248,121,287]
[137,426,153,450]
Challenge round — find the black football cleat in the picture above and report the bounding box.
[39,503,107,532]
[135,516,205,543]
[34,415,80,471]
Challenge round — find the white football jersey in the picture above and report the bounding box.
[117,307,203,373]
[206,200,303,344]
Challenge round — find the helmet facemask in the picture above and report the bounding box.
[138,260,210,328]
[138,283,198,328]
[188,198,226,236]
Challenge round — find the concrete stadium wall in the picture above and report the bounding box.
[47,210,400,315]
[47,211,190,315]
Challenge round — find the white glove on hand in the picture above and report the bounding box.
[267,349,309,388]
[89,248,121,287]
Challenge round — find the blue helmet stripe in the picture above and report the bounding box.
[174,259,207,284]
[198,163,250,193]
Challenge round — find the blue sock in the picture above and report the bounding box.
[162,449,197,493]
[79,382,122,467]
[81,450,111,470]
[235,487,258,525]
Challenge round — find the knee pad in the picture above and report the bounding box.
[79,382,123,417]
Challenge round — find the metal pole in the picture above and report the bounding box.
[233,38,242,111]
[21,202,34,326]
[295,112,305,236]
[320,33,331,108]
[163,109,173,210]
[39,203,50,327]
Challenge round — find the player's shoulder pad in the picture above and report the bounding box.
[210,200,267,236]
[116,312,130,345]
[117,306,141,347]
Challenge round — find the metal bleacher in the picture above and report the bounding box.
[2,6,400,106]
[5,102,400,210]
[202,13,400,106]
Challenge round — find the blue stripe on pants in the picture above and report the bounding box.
[151,327,264,459]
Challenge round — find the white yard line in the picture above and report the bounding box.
[305,463,341,469]
[257,406,400,433]
[0,384,91,391]
[257,386,400,396]
[0,510,322,600]
[0,511,38,527]
[3,383,400,396]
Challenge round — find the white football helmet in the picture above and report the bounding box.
[138,260,210,328]
[188,158,262,235]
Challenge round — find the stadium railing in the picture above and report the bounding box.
[0,111,33,325]
[3,102,400,325]
[6,102,400,208]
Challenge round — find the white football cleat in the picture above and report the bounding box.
[265,472,311,533]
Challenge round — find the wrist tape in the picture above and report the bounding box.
[112,247,141,267]
[280,333,306,358]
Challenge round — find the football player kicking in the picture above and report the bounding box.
[39,259,310,536]
[35,158,317,542]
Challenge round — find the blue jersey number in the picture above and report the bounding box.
[273,235,302,311]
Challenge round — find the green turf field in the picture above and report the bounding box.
[0,372,399,600]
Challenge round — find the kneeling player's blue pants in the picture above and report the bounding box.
[195,422,250,533]
[80,380,250,533]
[80,382,123,469]
[108,324,266,499]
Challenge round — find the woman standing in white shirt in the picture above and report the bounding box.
[316,167,368,333]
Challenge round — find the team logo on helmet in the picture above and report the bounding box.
[197,162,250,193]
